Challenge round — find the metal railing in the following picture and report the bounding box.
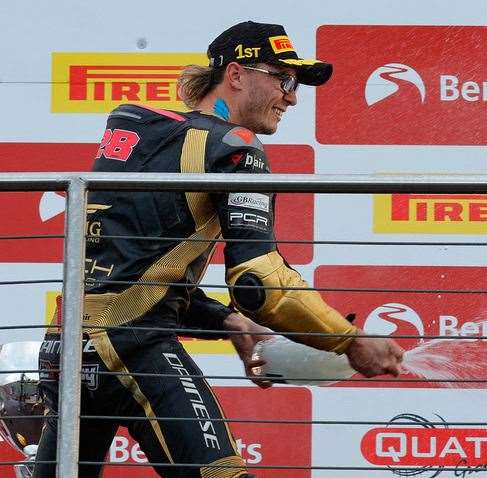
[2,171,487,477]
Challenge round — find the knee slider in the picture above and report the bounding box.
[233,273,266,312]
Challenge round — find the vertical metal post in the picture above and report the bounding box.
[57,178,86,478]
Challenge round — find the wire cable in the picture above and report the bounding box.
[1,232,487,247]
[86,278,487,295]
[0,322,483,340]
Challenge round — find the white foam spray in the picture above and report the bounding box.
[402,319,487,388]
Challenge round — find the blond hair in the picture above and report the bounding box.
[177,65,224,109]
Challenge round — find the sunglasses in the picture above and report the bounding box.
[242,66,299,94]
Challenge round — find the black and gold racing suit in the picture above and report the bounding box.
[35,104,356,478]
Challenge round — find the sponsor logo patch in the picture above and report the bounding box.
[228,193,270,212]
[269,35,295,54]
[39,359,58,382]
[213,144,315,265]
[242,151,267,171]
[80,364,100,390]
[228,211,270,232]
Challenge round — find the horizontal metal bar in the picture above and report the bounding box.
[0,366,485,383]
[0,324,59,330]
[0,415,55,420]
[77,326,487,340]
[0,326,481,343]
[93,371,487,383]
[8,277,486,294]
[0,235,64,240]
[93,235,487,247]
[75,462,487,472]
[87,278,487,295]
[77,416,487,426]
[0,279,62,285]
[0,323,482,340]
[5,414,487,427]
[0,174,70,191]
[0,369,54,374]
[2,172,487,193]
[2,233,487,247]
[50,172,487,193]
[1,367,486,383]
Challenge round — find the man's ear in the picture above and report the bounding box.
[225,62,245,91]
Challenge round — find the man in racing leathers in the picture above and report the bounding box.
[34,20,403,478]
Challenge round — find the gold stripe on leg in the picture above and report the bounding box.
[92,331,174,464]
[200,455,247,478]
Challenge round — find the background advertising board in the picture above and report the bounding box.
[315,264,487,389]
[316,25,487,145]
[2,0,487,476]
[0,387,310,478]
[0,144,313,264]
[311,387,487,478]
[374,194,487,235]
[51,53,207,113]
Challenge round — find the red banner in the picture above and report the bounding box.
[101,387,311,477]
[316,26,487,144]
[314,264,487,388]
[0,143,313,264]
[362,426,487,467]
[0,387,311,477]
[0,386,311,477]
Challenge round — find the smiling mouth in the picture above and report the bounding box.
[273,107,284,119]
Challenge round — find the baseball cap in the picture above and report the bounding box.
[207,20,332,86]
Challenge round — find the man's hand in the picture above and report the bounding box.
[345,331,404,378]
[223,312,273,389]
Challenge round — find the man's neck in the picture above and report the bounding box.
[211,98,230,120]
[196,93,237,123]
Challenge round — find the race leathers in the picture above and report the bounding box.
[77,103,356,350]
[78,104,278,334]
[36,103,355,478]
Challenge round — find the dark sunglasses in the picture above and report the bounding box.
[243,66,299,94]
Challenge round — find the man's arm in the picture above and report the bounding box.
[208,126,403,376]
[182,288,273,388]
[226,253,404,377]
[208,128,357,352]
[180,287,233,339]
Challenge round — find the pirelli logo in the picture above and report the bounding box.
[374,194,487,234]
[269,35,295,54]
[51,52,207,113]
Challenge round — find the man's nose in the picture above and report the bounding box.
[284,89,298,106]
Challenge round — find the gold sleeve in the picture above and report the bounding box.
[226,251,357,353]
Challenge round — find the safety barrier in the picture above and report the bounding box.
[1,171,487,477]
